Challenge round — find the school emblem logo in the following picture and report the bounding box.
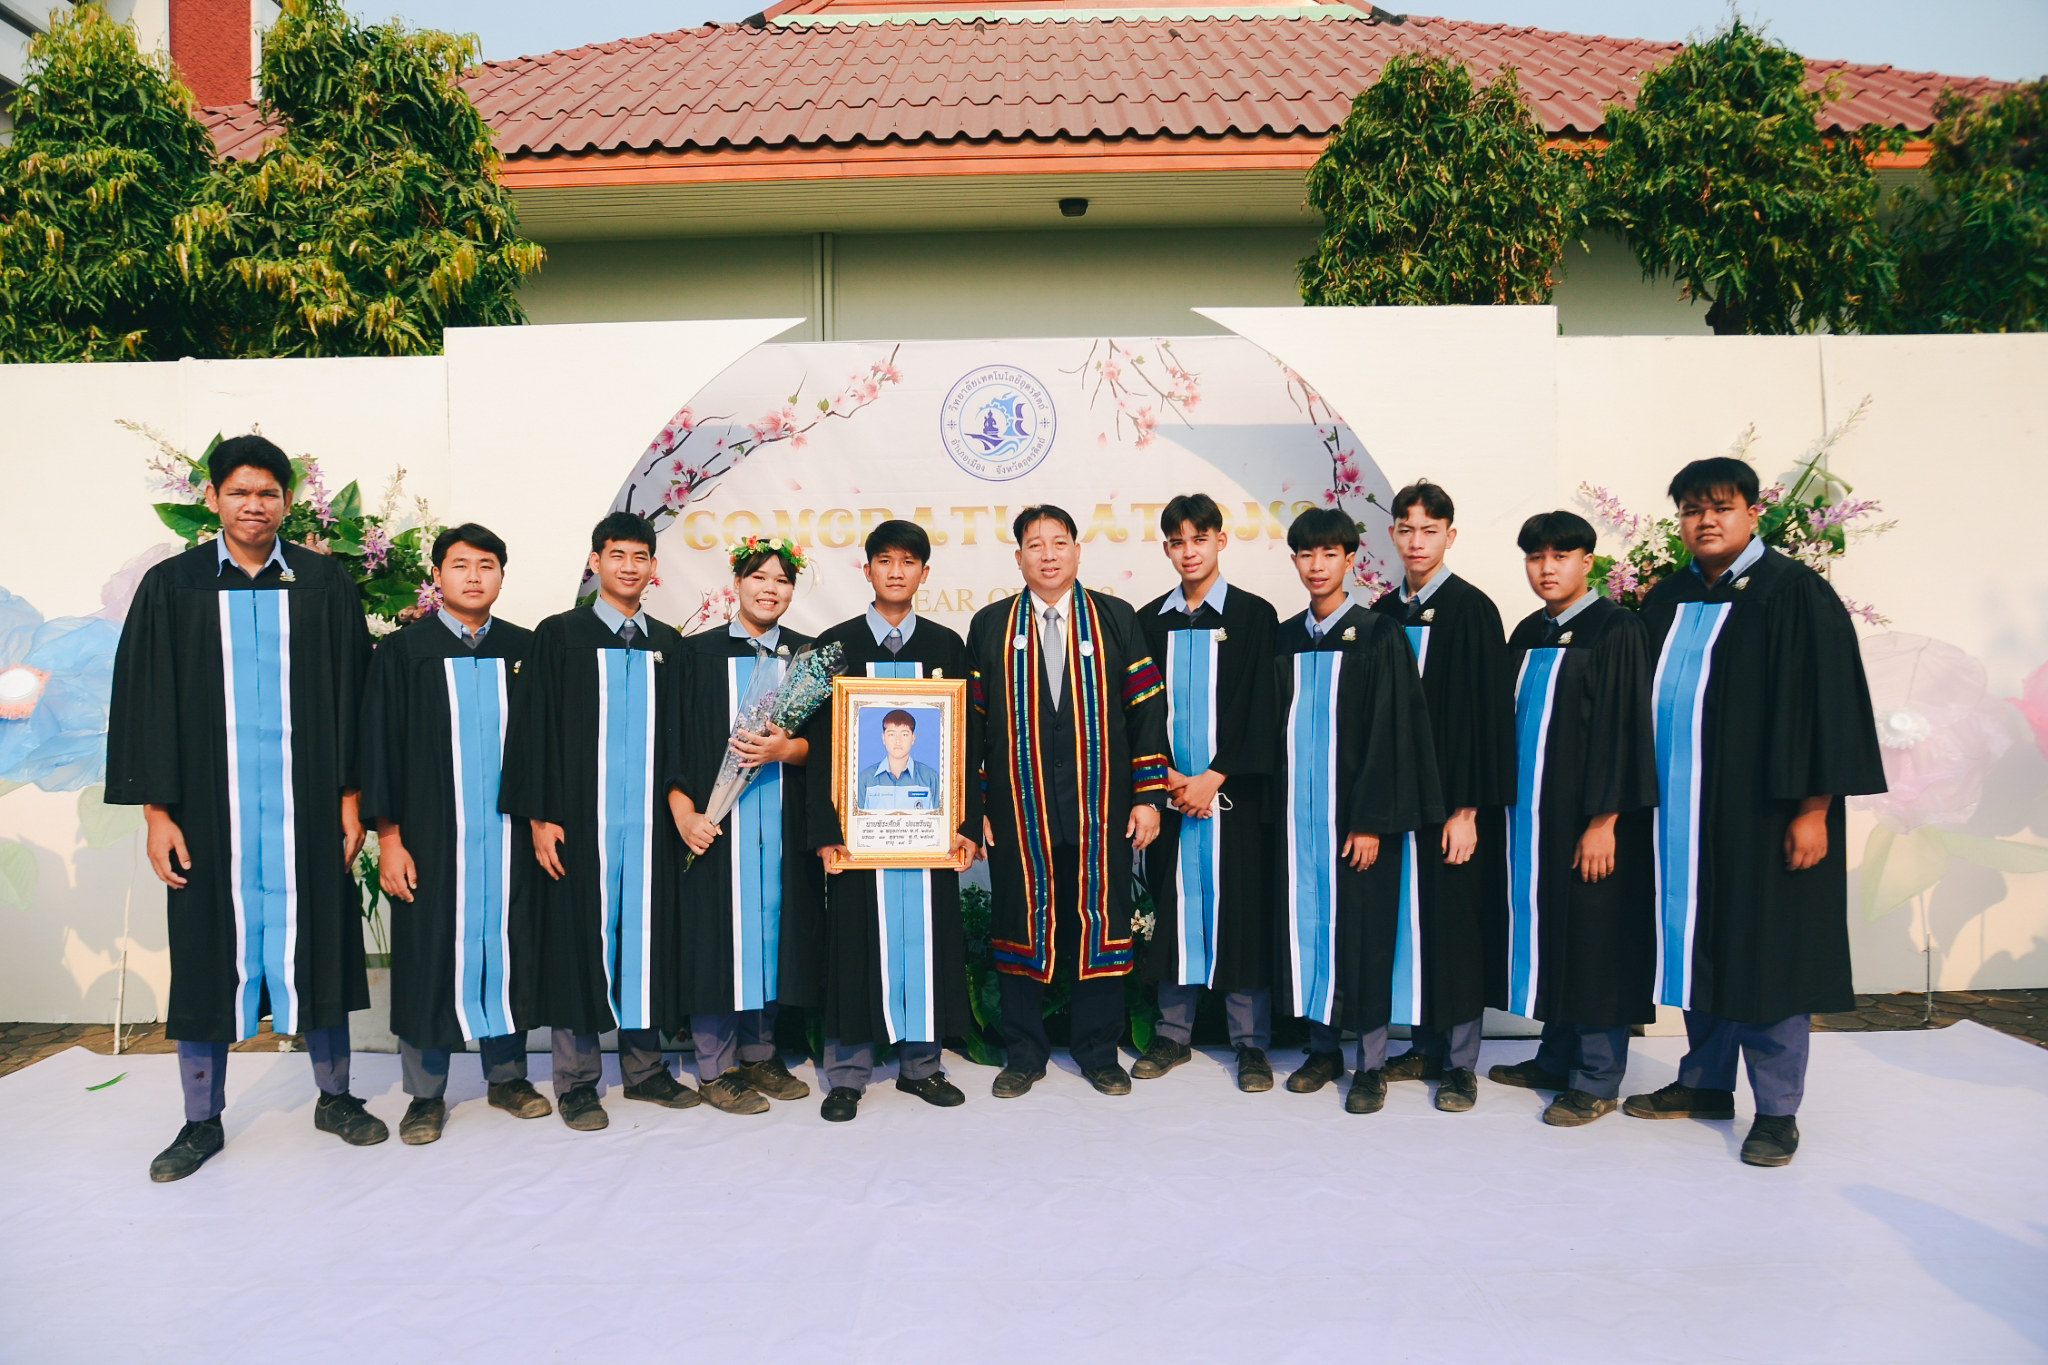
[940,365,1058,481]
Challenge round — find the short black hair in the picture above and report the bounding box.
[208,435,294,493]
[1668,457,1761,509]
[1160,493,1225,538]
[590,511,658,556]
[1517,510,1598,556]
[1286,506,1360,555]
[733,548,792,581]
[881,708,917,731]
[865,519,931,563]
[1012,504,1078,543]
[1390,480,1455,525]
[432,522,508,568]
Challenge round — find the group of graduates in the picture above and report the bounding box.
[109,434,1885,1184]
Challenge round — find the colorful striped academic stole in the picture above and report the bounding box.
[1650,602,1732,1010]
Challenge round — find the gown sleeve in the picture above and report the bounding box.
[675,644,722,811]
[944,630,983,844]
[329,562,372,793]
[355,633,407,826]
[1117,602,1171,809]
[1211,597,1279,780]
[498,619,559,825]
[104,565,181,807]
[1579,612,1661,817]
[803,634,847,850]
[1764,569,1888,801]
[1344,621,1446,835]
[965,610,995,846]
[1432,590,1517,810]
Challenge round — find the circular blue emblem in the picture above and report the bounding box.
[939,365,1058,481]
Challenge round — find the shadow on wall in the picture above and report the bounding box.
[19,825,165,1025]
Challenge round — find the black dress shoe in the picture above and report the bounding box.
[399,1096,447,1145]
[488,1079,552,1119]
[1384,1049,1442,1083]
[1623,1081,1736,1121]
[1344,1067,1388,1114]
[1434,1066,1478,1112]
[896,1072,966,1107]
[1083,1063,1132,1096]
[1741,1114,1800,1166]
[314,1092,389,1146]
[1235,1045,1274,1093]
[1130,1036,1192,1080]
[820,1086,861,1122]
[558,1082,609,1131]
[1543,1089,1618,1126]
[992,1066,1046,1099]
[1488,1057,1569,1091]
[1286,1050,1346,1094]
[737,1054,812,1101]
[623,1070,702,1109]
[149,1117,224,1183]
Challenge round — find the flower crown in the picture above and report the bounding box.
[727,534,809,578]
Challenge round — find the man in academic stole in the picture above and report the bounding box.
[499,513,698,1133]
[1367,482,1516,1112]
[806,520,978,1122]
[1623,458,1885,1167]
[965,505,1170,1099]
[108,437,384,1182]
[1274,508,1444,1116]
[1130,495,1282,1093]
[1487,512,1661,1127]
[358,524,553,1145]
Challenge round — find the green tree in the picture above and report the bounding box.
[1595,19,1900,335]
[0,5,214,362]
[1300,52,1581,306]
[1887,78,2046,333]
[179,0,542,357]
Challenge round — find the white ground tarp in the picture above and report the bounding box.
[2,1024,2045,1363]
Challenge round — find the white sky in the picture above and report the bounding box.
[347,0,2047,81]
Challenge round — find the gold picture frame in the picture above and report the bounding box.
[827,675,969,870]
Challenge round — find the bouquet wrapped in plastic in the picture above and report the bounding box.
[690,641,844,858]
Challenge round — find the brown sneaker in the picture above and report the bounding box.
[1543,1088,1618,1127]
[737,1054,812,1101]
[701,1070,771,1115]
[487,1079,553,1119]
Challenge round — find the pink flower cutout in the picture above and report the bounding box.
[1852,633,2014,833]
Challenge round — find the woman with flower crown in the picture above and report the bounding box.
[669,535,826,1115]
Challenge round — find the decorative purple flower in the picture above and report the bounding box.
[302,458,334,526]
[1852,633,2014,833]
[413,579,443,616]
[362,525,391,571]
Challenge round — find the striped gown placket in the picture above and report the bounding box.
[728,652,785,1012]
[1504,646,1564,1017]
[597,647,657,1030]
[221,590,299,1039]
[1650,602,1732,1009]
[1285,651,1342,1025]
[868,658,937,1043]
[446,656,513,1042]
[1389,625,1432,1026]
[1166,627,1222,988]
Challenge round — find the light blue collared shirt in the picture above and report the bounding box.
[591,597,651,638]
[438,608,492,645]
[1543,590,1601,632]
[730,619,781,653]
[1308,597,1353,640]
[215,535,290,580]
[1161,576,1229,618]
[1398,564,1452,608]
[1693,535,1766,588]
[866,605,917,649]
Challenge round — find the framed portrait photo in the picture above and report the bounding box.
[829,676,967,870]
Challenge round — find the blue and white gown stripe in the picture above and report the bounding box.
[1285,653,1342,1025]
[867,658,936,1042]
[1505,647,1564,1018]
[446,656,513,1042]
[597,648,657,1030]
[1389,625,1432,1026]
[1165,628,1222,987]
[1650,603,1732,1009]
[729,655,785,1012]
[220,590,299,1040]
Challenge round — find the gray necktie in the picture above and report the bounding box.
[463,630,480,650]
[618,619,638,645]
[883,627,903,656]
[1041,606,1065,709]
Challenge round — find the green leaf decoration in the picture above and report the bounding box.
[1860,824,1952,921]
[86,1072,127,1091]
[76,786,144,849]
[153,501,220,545]
[0,841,39,911]
[328,480,364,522]
[1929,829,2048,875]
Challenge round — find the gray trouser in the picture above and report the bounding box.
[549,1027,667,1097]
[1534,1020,1632,1099]
[1679,1011,1811,1116]
[1307,1021,1389,1074]
[823,1038,943,1092]
[1156,984,1272,1049]
[176,1024,350,1123]
[399,1034,529,1099]
[1397,1017,1484,1073]
[691,1003,779,1081]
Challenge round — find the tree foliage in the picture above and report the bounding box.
[1594,20,1901,335]
[1300,53,1580,306]
[0,6,213,362]
[1886,78,2047,333]
[176,0,542,357]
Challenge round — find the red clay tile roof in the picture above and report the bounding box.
[198,11,2011,162]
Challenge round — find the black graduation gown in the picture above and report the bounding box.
[671,625,827,1015]
[1368,574,1515,1027]
[1504,597,1660,1026]
[804,614,978,1046]
[1272,603,1443,1031]
[1136,583,1279,994]
[965,586,1171,984]
[1639,547,1887,1021]
[498,605,685,1036]
[358,615,537,1051]
[105,541,370,1043]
